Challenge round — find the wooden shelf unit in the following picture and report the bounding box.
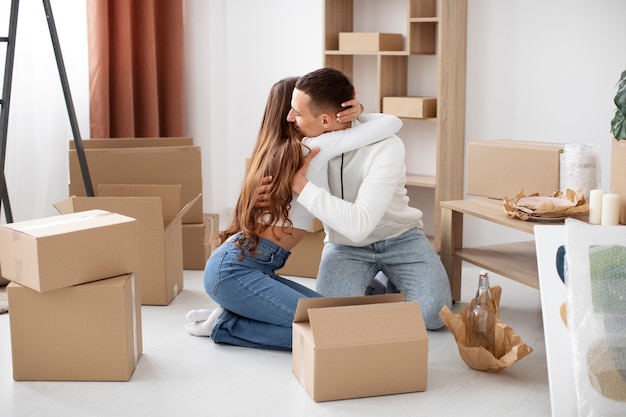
[322,0,467,251]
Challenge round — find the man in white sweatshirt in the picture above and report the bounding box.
[289,68,452,330]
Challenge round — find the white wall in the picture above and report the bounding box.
[2,0,626,249]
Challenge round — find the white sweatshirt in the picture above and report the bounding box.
[296,119,424,246]
[286,114,402,231]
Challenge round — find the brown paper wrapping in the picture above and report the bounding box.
[503,189,588,221]
[439,285,534,372]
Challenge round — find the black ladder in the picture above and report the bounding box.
[0,0,94,224]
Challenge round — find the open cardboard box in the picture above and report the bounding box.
[55,185,201,305]
[292,293,428,402]
[0,209,139,293]
[8,273,142,381]
[68,137,203,223]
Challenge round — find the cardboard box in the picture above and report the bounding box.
[292,294,428,402]
[68,138,203,223]
[611,139,626,224]
[8,273,142,381]
[383,97,437,119]
[610,174,626,224]
[338,32,403,51]
[466,139,564,199]
[54,186,201,305]
[182,213,219,270]
[277,230,325,278]
[0,210,139,292]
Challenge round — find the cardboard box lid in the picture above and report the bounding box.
[54,197,164,233]
[98,184,182,221]
[309,301,426,348]
[69,137,193,149]
[293,293,406,323]
[55,189,201,232]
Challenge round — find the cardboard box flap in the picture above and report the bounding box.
[293,293,406,323]
[69,137,193,149]
[308,301,424,348]
[54,197,163,233]
[97,184,182,220]
[163,194,202,229]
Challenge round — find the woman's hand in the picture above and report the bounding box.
[336,97,364,123]
[292,147,320,195]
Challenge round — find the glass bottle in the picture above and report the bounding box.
[466,270,496,355]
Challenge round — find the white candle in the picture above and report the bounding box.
[588,189,605,225]
[601,193,620,226]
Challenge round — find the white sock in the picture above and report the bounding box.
[186,307,225,337]
[186,308,213,323]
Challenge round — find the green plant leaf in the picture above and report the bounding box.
[611,110,626,141]
[612,70,626,140]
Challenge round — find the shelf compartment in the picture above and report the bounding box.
[456,241,539,290]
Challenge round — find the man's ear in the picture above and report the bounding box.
[320,113,333,129]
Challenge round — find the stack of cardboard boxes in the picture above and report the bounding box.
[67,137,218,304]
[0,210,142,381]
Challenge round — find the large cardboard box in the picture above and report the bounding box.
[182,212,219,270]
[338,32,403,51]
[466,139,564,199]
[292,294,428,402]
[0,210,139,292]
[55,186,200,305]
[382,96,437,119]
[277,230,325,278]
[8,273,142,381]
[68,138,203,223]
[610,139,626,224]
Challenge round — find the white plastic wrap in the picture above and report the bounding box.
[560,144,601,202]
[565,219,626,416]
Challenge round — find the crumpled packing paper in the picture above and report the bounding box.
[439,285,534,372]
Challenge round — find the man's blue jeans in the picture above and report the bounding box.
[203,233,321,350]
[316,228,452,330]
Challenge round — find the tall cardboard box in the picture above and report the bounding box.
[292,294,428,402]
[611,139,626,224]
[0,210,139,292]
[54,186,201,305]
[182,212,219,270]
[8,273,142,381]
[68,138,203,223]
[466,139,564,199]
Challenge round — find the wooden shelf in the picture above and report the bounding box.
[325,50,410,56]
[406,174,436,188]
[456,241,539,289]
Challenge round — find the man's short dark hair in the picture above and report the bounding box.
[295,68,355,116]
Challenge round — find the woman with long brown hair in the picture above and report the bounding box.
[186,76,401,350]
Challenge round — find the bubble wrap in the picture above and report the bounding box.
[560,144,601,202]
[565,219,626,416]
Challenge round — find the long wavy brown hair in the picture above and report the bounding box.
[217,77,305,256]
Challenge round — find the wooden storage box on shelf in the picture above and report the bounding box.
[338,32,403,52]
[383,96,437,119]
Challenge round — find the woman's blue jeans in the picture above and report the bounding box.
[316,228,452,330]
[203,233,321,350]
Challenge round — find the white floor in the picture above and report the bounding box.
[0,265,551,417]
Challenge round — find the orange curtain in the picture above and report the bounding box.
[87,0,185,138]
